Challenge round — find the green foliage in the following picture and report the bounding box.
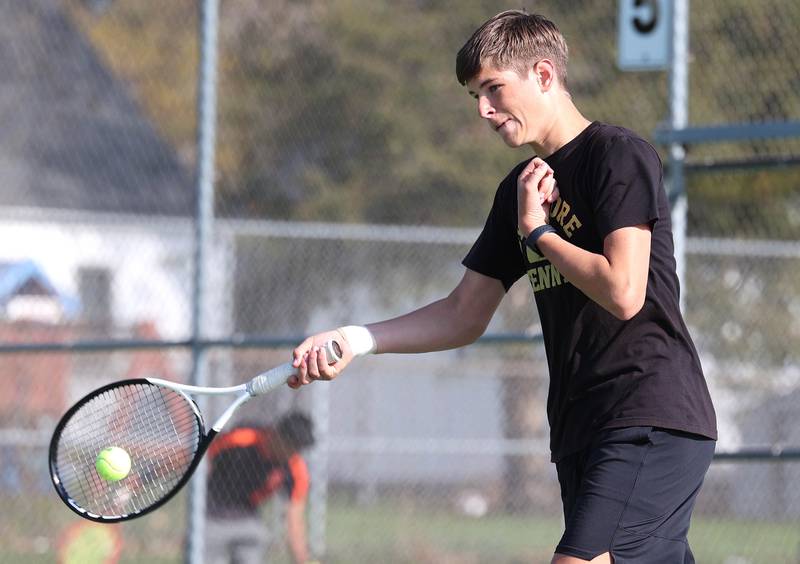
[216,1,528,225]
[67,0,198,158]
[70,1,799,229]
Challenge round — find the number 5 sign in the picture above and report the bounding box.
[618,0,673,70]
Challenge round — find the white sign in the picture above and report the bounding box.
[618,0,673,71]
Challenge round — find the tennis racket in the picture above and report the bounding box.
[49,340,341,523]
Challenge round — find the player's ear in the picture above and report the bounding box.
[532,59,556,91]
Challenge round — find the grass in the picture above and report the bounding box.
[321,501,800,564]
[324,501,560,563]
[690,518,800,563]
[2,493,799,563]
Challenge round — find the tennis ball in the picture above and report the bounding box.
[95,447,131,482]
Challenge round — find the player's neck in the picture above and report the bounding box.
[531,97,591,158]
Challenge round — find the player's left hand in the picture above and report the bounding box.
[517,157,559,237]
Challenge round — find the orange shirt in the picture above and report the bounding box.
[207,427,309,513]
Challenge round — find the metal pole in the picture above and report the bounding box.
[668,0,690,311]
[186,0,220,562]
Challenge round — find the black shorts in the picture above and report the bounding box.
[555,426,715,563]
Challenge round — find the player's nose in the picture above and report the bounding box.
[477,96,494,119]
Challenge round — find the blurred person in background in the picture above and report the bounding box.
[206,411,317,564]
[288,9,716,564]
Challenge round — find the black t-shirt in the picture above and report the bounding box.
[463,122,717,461]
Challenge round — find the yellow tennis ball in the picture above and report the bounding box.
[95,447,131,482]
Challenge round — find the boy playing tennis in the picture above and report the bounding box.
[290,10,716,563]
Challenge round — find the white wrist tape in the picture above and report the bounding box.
[338,325,377,357]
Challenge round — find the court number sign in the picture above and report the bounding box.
[618,0,673,70]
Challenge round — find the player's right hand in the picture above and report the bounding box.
[289,330,354,388]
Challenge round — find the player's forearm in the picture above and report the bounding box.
[290,271,504,387]
[536,233,645,320]
[286,504,310,564]
[287,536,309,564]
[367,298,486,354]
[364,270,505,354]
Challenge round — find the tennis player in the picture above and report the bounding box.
[206,412,316,564]
[290,10,716,563]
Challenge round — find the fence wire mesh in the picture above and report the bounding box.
[1,0,799,563]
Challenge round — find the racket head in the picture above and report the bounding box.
[49,378,207,522]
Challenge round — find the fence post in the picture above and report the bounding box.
[186,0,221,562]
[667,0,690,311]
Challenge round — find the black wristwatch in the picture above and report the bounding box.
[524,224,557,254]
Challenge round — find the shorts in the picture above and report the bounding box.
[206,515,267,564]
[555,426,715,563]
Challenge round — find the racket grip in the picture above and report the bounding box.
[247,340,341,396]
[247,362,296,396]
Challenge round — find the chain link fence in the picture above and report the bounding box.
[1,0,799,562]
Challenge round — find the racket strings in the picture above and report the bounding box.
[53,382,202,519]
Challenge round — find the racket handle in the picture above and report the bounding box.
[247,362,296,396]
[247,340,342,396]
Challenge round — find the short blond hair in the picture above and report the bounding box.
[456,10,569,88]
